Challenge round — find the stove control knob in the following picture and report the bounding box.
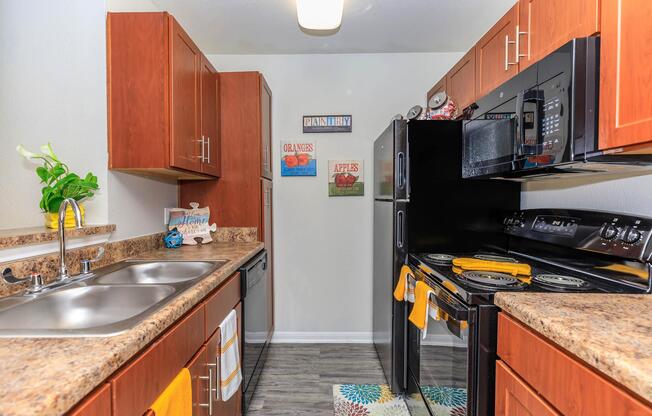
[600,224,619,240]
[622,227,643,244]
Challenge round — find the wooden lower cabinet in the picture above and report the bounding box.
[495,360,560,416]
[497,313,652,416]
[188,347,210,416]
[69,384,112,416]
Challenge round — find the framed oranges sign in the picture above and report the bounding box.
[329,160,364,196]
[281,141,316,176]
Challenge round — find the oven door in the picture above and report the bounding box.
[406,275,477,416]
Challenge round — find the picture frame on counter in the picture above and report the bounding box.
[303,115,352,133]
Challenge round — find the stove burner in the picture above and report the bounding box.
[473,254,517,263]
[460,271,521,288]
[425,253,455,265]
[533,274,588,289]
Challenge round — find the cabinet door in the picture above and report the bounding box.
[475,4,519,98]
[69,384,111,416]
[207,304,243,416]
[261,179,274,330]
[200,55,221,176]
[446,48,476,110]
[260,75,273,180]
[187,347,209,416]
[170,17,202,173]
[495,361,561,416]
[599,0,652,150]
[518,0,599,71]
[426,77,447,106]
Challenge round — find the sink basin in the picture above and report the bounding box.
[0,260,227,337]
[0,285,175,337]
[93,261,225,285]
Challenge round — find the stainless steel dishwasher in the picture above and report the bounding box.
[240,250,271,412]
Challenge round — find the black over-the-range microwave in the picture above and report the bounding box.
[462,37,598,179]
[462,37,652,180]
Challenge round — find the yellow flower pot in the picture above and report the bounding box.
[45,203,85,229]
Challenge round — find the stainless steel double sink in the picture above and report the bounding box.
[0,260,227,338]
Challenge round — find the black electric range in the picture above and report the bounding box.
[404,209,652,416]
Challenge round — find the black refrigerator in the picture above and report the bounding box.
[372,120,520,393]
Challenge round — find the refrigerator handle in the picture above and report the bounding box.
[396,210,405,249]
[397,152,406,190]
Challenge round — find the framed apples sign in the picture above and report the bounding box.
[281,141,316,176]
[328,160,364,196]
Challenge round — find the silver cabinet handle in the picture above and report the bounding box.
[505,34,517,70]
[515,25,528,63]
[197,136,206,161]
[207,358,219,400]
[198,367,213,415]
[206,136,211,164]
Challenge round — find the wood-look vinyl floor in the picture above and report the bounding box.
[247,343,386,415]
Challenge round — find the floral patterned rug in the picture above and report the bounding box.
[333,384,409,415]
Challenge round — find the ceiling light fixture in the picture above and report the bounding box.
[296,0,344,31]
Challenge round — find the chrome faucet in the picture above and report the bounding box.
[57,198,83,280]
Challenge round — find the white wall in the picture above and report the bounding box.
[522,173,652,216]
[209,53,462,340]
[0,0,176,240]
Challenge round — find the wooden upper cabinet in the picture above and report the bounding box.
[169,17,202,173]
[518,0,600,71]
[476,4,520,98]
[426,77,447,106]
[107,12,218,180]
[446,48,476,110]
[495,361,560,416]
[261,76,273,180]
[200,57,221,176]
[599,0,652,150]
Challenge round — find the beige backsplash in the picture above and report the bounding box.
[0,227,257,297]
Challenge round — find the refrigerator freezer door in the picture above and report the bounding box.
[374,120,408,201]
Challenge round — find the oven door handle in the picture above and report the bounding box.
[431,293,469,322]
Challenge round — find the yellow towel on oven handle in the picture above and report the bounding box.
[393,265,413,302]
[409,281,437,338]
[452,258,531,277]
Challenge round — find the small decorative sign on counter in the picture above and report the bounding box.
[281,141,317,176]
[328,160,364,196]
[303,115,352,133]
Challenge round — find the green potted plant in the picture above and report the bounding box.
[17,143,99,229]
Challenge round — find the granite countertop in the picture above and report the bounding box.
[0,241,264,416]
[495,293,652,404]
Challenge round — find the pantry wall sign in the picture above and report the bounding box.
[303,115,352,133]
[329,160,364,197]
[281,141,317,176]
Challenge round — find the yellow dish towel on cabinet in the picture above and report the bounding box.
[149,368,192,416]
[452,258,531,277]
[409,281,437,338]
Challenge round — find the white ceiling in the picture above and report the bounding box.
[151,0,517,54]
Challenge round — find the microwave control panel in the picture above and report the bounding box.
[504,209,652,261]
